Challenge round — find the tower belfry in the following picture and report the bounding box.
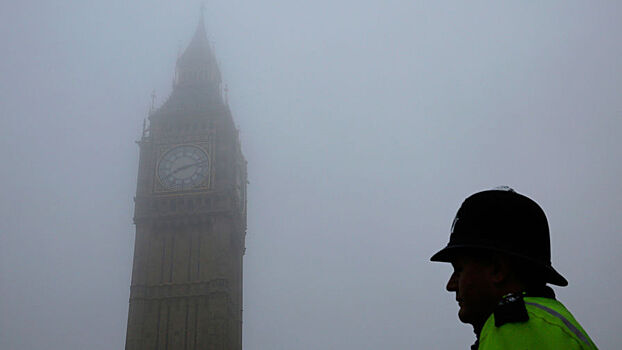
[125,12,247,350]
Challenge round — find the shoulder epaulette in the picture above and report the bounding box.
[494,293,529,327]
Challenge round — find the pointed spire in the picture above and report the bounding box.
[152,7,226,118]
[200,2,206,26]
[175,5,221,88]
[191,4,207,49]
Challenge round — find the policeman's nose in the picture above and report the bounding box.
[446,272,458,292]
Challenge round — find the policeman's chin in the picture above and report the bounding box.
[457,307,469,323]
[457,306,477,326]
[457,305,491,332]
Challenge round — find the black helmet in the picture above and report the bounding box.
[431,187,568,286]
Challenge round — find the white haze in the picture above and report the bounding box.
[1,1,621,349]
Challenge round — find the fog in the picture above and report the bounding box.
[1,1,621,349]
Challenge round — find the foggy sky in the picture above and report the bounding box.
[1,1,621,349]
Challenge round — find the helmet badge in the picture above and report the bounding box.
[451,217,459,234]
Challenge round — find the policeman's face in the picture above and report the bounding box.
[446,254,498,330]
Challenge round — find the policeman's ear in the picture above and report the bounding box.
[489,253,512,284]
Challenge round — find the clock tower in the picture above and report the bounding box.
[125,13,247,350]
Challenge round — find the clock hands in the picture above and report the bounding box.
[167,159,208,178]
[157,145,210,190]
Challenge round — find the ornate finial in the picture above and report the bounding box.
[200,2,207,27]
[150,90,157,113]
[142,118,147,138]
[492,185,515,192]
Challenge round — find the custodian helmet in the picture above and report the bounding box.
[431,187,568,286]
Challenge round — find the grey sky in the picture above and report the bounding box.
[1,1,621,349]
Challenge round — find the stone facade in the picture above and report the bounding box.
[125,14,246,350]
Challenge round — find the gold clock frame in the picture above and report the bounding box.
[153,141,214,194]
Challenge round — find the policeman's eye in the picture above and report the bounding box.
[451,262,462,274]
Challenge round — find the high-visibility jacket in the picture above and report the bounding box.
[478,297,597,349]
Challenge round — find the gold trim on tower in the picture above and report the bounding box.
[153,142,214,194]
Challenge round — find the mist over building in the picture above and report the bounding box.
[126,12,247,349]
[0,2,620,349]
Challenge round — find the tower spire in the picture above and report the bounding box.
[198,2,206,38]
[200,2,206,22]
[173,4,221,89]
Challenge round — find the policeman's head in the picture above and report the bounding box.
[431,187,567,331]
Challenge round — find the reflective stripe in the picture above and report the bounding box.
[525,302,591,346]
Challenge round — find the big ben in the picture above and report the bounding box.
[125,12,247,350]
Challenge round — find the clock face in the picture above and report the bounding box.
[157,145,209,190]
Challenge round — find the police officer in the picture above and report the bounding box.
[431,187,597,349]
